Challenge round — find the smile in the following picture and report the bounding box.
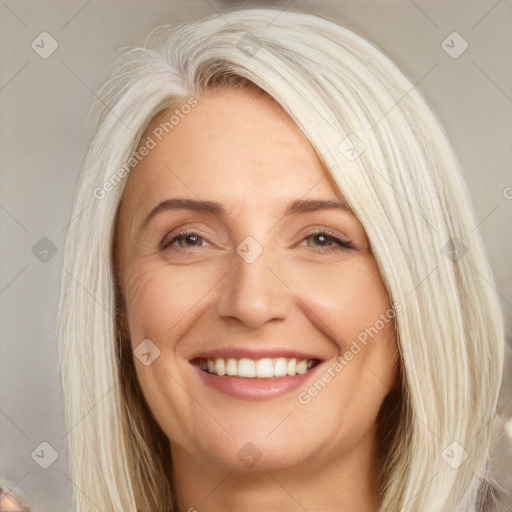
[199,357,319,378]
[191,348,324,400]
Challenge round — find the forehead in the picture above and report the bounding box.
[121,87,343,213]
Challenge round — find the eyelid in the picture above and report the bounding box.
[300,226,354,246]
[303,227,348,240]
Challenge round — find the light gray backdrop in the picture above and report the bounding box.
[1,1,511,510]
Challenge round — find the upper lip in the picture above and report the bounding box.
[189,347,325,361]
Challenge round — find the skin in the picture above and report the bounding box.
[115,85,398,512]
[0,490,30,511]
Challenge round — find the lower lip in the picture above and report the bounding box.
[193,363,322,400]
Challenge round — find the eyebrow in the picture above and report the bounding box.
[141,197,353,228]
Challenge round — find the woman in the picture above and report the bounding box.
[56,7,507,511]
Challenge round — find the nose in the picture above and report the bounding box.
[216,244,293,329]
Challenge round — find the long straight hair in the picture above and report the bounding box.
[56,8,506,511]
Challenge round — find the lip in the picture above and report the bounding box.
[191,358,324,400]
[189,347,324,361]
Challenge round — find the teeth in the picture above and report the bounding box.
[215,358,225,376]
[199,357,317,378]
[226,358,237,376]
[274,357,287,377]
[238,358,256,378]
[255,358,274,378]
[296,360,308,374]
[286,358,296,376]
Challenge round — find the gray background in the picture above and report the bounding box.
[1,1,511,510]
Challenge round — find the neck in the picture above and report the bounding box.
[171,429,381,512]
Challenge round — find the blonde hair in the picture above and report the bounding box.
[56,8,506,511]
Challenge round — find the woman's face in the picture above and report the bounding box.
[116,86,398,476]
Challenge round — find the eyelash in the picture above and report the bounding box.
[160,229,354,253]
[303,230,355,252]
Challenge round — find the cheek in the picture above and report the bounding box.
[289,255,394,348]
[290,255,399,393]
[122,261,224,343]
[120,261,227,443]
[290,258,398,441]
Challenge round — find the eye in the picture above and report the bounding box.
[160,230,209,250]
[160,229,355,253]
[302,230,354,253]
